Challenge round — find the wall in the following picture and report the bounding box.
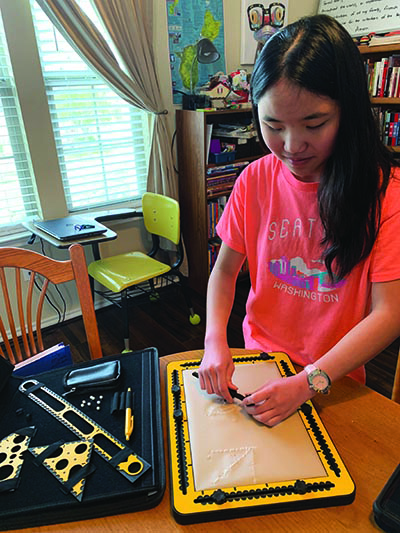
[288,0,319,23]
[1,1,318,337]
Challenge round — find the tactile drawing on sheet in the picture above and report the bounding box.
[182,362,326,491]
[166,352,355,524]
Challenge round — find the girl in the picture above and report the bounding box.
[198,15,400,426]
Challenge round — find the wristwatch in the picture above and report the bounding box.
[304,364,331,395]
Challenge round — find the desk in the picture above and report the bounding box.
[23,208,141,260]
[11,349,400,532]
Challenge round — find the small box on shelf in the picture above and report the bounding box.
[208,151,236,164]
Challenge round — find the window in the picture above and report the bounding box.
[0,2,150,235]
[31,2,150,211]
[0,11,38,231]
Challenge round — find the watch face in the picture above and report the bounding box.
[305,366,331,394]
[312,374,329,390]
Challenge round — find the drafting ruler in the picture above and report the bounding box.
[19,379,150,483]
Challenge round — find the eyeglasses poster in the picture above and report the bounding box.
[241,1,288,64]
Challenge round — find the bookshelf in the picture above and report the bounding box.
[359,43,400,152]
[176,108,262,293]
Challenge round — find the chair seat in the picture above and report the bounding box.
[88,252,171,292]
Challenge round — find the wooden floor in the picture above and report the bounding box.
[42,276,398,399]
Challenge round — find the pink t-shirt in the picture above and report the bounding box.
[217,154,400,383]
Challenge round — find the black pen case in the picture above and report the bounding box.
[63,359,121,393]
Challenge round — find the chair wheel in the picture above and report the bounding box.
[189,313,201,325]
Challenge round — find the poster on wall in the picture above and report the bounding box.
[241,0,288,65]
[318,0,400,37]
[166,0,226,105]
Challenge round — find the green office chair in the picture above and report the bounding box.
[88,192,200,352]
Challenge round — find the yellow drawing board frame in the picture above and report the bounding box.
[166,352,355,524]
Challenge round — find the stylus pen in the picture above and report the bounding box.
[125,388,134,441]
[192,371,253,404]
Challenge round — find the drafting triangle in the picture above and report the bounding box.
[207,446,257,487]
[29,439,95,501]
[0,426,36,492]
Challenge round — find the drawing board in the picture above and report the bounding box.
[166,352,355,524]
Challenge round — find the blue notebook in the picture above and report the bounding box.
[13,343,72,377]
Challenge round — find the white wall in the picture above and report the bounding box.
[288,0,319,23]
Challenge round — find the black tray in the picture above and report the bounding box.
[0,348,165,530]
[373,463,400,533]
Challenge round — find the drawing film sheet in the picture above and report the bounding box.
[182,363,326,491]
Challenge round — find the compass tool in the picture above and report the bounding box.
[19,379,150,483]
[29,439,95,501]
[0,426,36,492]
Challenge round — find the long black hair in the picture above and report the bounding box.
[250,14,398,281]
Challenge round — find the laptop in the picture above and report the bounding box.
[33,215,108,241]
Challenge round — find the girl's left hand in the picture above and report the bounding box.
[242,372,313,427]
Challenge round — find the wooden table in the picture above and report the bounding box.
[12,349,400,532]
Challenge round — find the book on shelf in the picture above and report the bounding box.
[365,55,400,98]
[367,59,378,96]
[378,58,389,97]
[392,56,400,98]
[383,110,400,146]
[212,122,257,140]
[207,177,237,192]
[369,32,400,47]
[206,124,213,161]
[207,161,251,198]
[208,197,228,239]
[208,200,219,238]
[206,172,238,187]
[384,56,400,97]
[387,65,398,97]
[207,187,236,197]
[207,187,236,198]
[206,161,249,176]
[208,238,222,273]
[13,342,72,377]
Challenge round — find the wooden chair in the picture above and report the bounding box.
[393,352,400,403]
[0,243,102,364]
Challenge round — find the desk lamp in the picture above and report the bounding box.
[196,38,220,64]
[182,38,220,110]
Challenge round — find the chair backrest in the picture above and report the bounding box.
[393,350,400,403]
[142,192,180,245]
[0,243,102,364]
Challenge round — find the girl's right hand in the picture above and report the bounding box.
[198,343,237,403]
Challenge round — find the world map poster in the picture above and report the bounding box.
[166,0,226,104]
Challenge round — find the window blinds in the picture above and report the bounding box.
[31,2,149,211]
[0,12,39,232]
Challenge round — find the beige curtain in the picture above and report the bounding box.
[36,0,177,199]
